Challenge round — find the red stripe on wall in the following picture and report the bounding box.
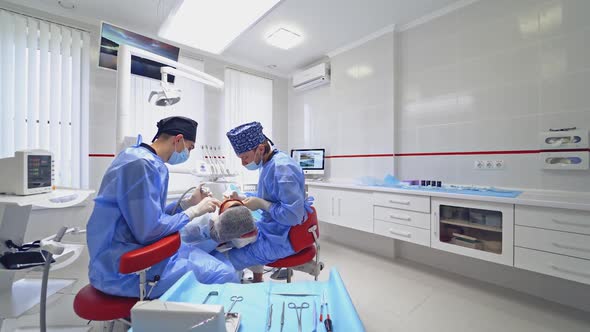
[89,154,115,158]
[326,148,589,159]
[326,153,394,159]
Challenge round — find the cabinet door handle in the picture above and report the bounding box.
[550,264,590,279]
[433,211,439,237]
[331,198,334,216]
[389,214,411,221]
[338,198,341,217]
[389,199,410,205]
[389,229,412,238]
[552,242,590,253]
[551,218,590,227]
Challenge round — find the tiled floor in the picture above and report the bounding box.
[4,240,590,331]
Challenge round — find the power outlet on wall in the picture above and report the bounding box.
[474,160,505,170]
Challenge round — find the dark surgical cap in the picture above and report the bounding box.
[152,116,198,142]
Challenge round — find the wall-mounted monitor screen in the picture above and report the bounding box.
[99,22,179,82]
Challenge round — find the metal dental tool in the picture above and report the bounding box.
[288,302,310,332]
[280,301,285,332]
[201,145,216,174]
[266,303,273,331]
[313,301,318,332]
[202,291,218,304]
[226,295,243,315]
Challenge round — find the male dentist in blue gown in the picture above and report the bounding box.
[224,121,312,282]
[87,116,238,298]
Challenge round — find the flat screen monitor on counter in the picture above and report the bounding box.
[291,149,325,175]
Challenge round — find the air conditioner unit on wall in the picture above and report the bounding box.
[292,62,330,92]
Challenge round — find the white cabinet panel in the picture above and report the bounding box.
[373,206,430,230]
[307,186,372,232]
[516,206,590,235]
[373,192,430,213]
[515,247,590,285]
[307,186,335,223]
[515,226,590,260]
[336,189,373,233]
[374,219,430,246]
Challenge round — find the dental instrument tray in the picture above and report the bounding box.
[0,250,55,270]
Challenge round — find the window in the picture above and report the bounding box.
[0,10,90,188]
[224,68,273,185]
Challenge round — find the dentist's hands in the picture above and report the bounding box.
[184,197,221,220]
[180,184,212,210]
[243,197,272,211]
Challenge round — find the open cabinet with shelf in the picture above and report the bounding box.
[432,198,514,265]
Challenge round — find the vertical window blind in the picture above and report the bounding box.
[224,68,273,186]
[0,9,90,188]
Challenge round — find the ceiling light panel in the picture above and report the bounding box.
[266,28,301,49]
[159,0,281,54]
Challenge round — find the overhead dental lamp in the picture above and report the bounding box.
[116,44,224,152]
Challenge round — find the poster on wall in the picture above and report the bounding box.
[99,22,180,82]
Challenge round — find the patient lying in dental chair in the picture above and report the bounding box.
[180,199,258,250]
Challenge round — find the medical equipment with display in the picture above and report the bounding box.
[0,150,53,195]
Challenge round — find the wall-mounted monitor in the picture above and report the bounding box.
[99,22,180,82]
[291,148,325,175]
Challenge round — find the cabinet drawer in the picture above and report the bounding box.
[515,247,590,285]
[515,206,590,235]
[373,206,430,230]
[374,219,430,246]
[373,192,430,213]
[515,226,590,260]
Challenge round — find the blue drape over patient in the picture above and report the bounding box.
[87,145,237,298]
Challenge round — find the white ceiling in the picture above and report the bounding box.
[1,0,460,76]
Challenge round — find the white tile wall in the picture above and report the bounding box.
[397,0,590,191]
[288,32,395,180]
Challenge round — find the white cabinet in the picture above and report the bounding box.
[514,206,590,284]
[307,186,335,223]
[431,198,514,266]
[308,186,373,233]
[374,219,430,246]
[515,247,590,285]
[373,192,430,213]
[515,206,590,235]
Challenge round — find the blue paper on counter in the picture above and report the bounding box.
[137,268,364,332]
[376,184,522,198]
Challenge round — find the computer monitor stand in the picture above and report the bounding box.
[305,174,325,182]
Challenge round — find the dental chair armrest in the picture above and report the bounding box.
[119,232,181,274]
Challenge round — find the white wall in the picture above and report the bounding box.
[396,0,590,192]
[288,0,590,313]
[288,32,395,181]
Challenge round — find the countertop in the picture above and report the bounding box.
[306,181,590,212]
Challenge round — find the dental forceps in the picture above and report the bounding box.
[288,302,310,332]
[226,296,243,314]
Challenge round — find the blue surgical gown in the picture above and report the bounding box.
[87,145,238,298]
[225,150,309,270]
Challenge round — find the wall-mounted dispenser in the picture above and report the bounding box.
[540,129,589,170]
[540,129,588,150]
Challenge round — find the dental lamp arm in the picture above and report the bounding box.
[116,44,224,152]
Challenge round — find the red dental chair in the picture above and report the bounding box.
[268,206,322,282]
[73,232,181,330]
